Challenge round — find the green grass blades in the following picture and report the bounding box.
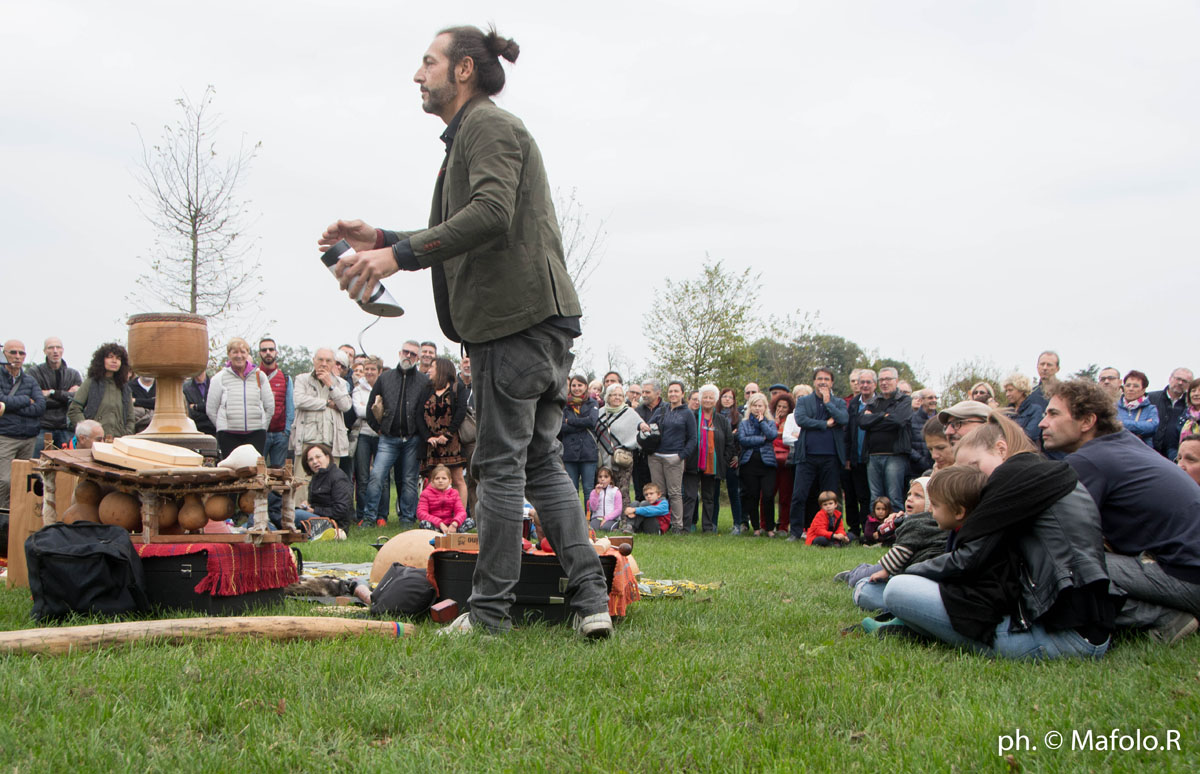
[1,524,1197,773]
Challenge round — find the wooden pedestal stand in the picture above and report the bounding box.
[36,448,306,545]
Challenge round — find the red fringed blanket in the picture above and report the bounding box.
[134,543,298,597]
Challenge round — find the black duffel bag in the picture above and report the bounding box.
[26,522,150,621]
[370,563,435,617]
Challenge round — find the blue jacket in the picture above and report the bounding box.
[791,392,849,466]
[0,369,46,439]
[560,398,599,463]
[650,403,697,460]
[1116,399,1159,446]
[738,415,778,467]
[1013,396,1043,443]
[908,408,934,475]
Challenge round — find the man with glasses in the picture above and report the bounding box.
[937,401,991,446]
[740,382,759,415]
[843,369,876,529]
[363,341,432,526]
[859,367,913,508]
[1097,367,1122,402]
[1150,367,1195,461]
[0,340,45,508]
[908,389,938,476]
[633,379,662,500]
[257,337,294,468]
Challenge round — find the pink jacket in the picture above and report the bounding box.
[587,485,623,525]
[417,486,467,529]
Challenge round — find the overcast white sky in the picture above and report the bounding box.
[4,1,1197,391]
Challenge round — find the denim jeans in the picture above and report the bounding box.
[867,454,907,507]
[881,574,1109,659]
[363,434,420,523]
[466,321,609,632]
[853,573,888,612]
[33,429,73,455]
[264,430,289,468]
[563,460,597,502]
[354,433,390,521]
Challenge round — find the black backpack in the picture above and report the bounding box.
[26,522,150,621]
[370,563,435,617]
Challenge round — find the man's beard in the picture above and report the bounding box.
[422,76,458,115]
[399,357,415,371]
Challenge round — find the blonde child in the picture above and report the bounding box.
[623,482,670,535]
[417,464,475,534]
[588,467,624,531]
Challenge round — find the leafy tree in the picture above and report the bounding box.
[863,357,924,393]
[276,345,315,379]
[128,86,266,340]
[642,259,760,390]
[1073,363,1100,381]
[941,356,1010,407]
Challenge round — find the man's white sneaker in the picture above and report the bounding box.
[437,612,475,636]
[573,611,613,640]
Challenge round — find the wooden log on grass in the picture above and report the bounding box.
[0,616,416,656]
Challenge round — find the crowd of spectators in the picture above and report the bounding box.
[3,334,1198,652]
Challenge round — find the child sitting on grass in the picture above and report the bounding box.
[862,496,891,545]
[805,491,849,546]
[588,467,624,532]
[837,479,929,583]
[623,482,670,535]
[842,477,945,612]
[417,464,475,534]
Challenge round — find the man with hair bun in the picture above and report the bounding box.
[322,25,611,639]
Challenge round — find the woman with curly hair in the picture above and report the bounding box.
[1002,372,1041,443]
[67,342,135,438]
[421,356,469,507]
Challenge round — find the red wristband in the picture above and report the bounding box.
[373,228,385,250]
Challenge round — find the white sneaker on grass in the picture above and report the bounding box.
[573,611,613,640]
[437,612,476,636]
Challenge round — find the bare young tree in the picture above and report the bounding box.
[129,86,264,329]
[555,187,607,297]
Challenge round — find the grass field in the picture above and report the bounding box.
[1,523,1197,773]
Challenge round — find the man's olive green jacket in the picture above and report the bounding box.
[387,97,580,344]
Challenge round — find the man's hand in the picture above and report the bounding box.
[818,386,831,403]
[371,395,383,422]
[826,417,836,427]
[335,247,399,305]
[869,568,890,583]
[318,219,377,253]
[42,389,52,397]
[68,385,79,393]
[317,370,336,388]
